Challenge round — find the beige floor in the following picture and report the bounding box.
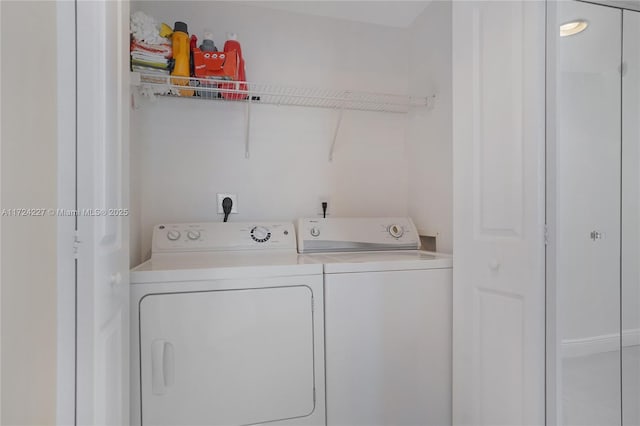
[562,345,640,426]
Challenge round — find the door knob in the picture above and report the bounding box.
[590,231,603,241]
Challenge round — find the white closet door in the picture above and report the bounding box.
[550,2,622,425]
[76,0,130,424]
[452,1,546,425]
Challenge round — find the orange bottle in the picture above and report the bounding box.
[170,21,194,97]
[221,33,247,100]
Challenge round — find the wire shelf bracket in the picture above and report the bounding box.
[245,96,252,159]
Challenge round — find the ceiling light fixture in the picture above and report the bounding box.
[560,20,589,37]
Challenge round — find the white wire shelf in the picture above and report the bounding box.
[132,72,434,113]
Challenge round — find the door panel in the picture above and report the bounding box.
[452,1,546,424]
[476,289,524,423]
[139,287,315,426]
[473,3,525,238]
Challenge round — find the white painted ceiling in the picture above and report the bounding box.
[243,1,432,28]
[598,0,640,11]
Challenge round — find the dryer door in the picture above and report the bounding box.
[139,285,316,426]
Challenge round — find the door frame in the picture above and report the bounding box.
[56,0,78,423]
[545,2,559,423]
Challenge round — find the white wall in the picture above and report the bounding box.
[244,1,430,28]
[130,1,413,262]
[1,1,58,424]
[407,1,453,253]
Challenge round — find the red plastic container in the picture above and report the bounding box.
[220,33,247,100]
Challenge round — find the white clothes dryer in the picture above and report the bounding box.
[298,217,453,426]
[130,222,325,426]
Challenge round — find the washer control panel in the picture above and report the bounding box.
[152,222,296,253]
[297,217,421,253]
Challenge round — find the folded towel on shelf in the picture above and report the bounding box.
[131,52,169,64]
[130,11,173,78]
[131,39,172,58]
[132,65,170,75]
[131,58,170,70]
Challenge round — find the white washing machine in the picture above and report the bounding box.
[130,222,325,426]
[298,217,453,426]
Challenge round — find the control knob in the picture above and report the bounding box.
[310,227,320,237]
[388,224,404,238]
[187,230,201,240]
[167,230,181,241]
[251,226,271,243]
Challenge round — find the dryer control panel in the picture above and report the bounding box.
[297,217,421,253]
[152,222,297,253]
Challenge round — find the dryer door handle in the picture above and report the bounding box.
[151,339,174,395]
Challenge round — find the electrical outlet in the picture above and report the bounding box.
[217,193,238,214]
[317,196,330,217]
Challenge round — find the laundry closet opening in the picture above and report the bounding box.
[128,0,453,266]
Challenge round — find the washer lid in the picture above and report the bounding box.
[302,250,452,273]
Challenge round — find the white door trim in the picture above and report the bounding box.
[0,1,3,422]
[545,3,559,423]
[56,1,77,424]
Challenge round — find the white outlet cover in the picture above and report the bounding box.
[217,193,238,214]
